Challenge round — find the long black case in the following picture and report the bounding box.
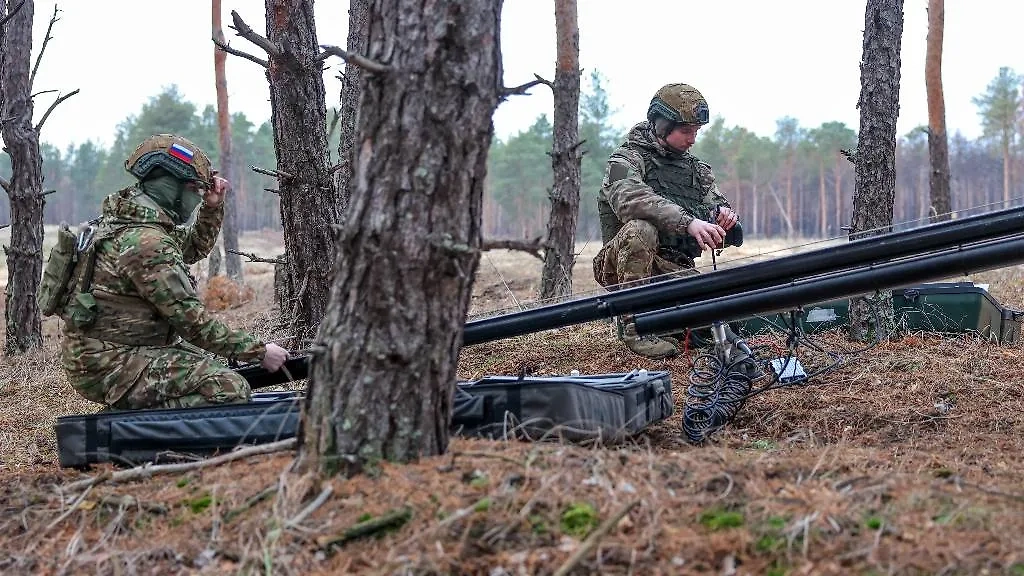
[55,391,301,468]
[55,371,675,468]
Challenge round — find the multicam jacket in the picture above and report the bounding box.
[61,187,266,402]
[597,121,731,262]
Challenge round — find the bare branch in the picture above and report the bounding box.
[0,1,26,35]
[213,37,268,69]
[30,89,57,99]
[29,4,60,89]
[35,89,80,133]
[318,44,391,74]
[501,74,553,98]
[0,177,9,194]
[263,188,280,195]
[226,249,286,265]
[43,189,57,196]
[481,237,545,260]
[249,164,294,179]
[0,224,9,231]
[228,10,279,60]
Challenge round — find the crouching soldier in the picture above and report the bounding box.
[593,83,741,359]
[41,134,289,410]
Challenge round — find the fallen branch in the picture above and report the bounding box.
[226,249,286,265]
[502,74,553,98]
[35,88,79,132]
[63,438,296,492]
[481,237,545,260]
[318,44,391,74]
[317,506,413,549]
[286,484,334,529]
[553,499,640,576]
[223,485,277,524]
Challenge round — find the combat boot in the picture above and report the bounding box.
[615,317,679,359]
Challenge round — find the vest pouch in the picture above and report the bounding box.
[64,292,98,331]
[37,223,80,317]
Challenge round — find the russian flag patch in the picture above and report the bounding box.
[168,143,195,163]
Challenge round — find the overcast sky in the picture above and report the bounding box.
[16,0,1024,153]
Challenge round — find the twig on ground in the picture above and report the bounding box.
[317,506,412,550]
[41,485,95,535]
[223,486,278,524]
[553,499,640,576]
[286,484,333,529]
[450,450,524,467]
[63,438,296,492]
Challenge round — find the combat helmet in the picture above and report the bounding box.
[124,134,213,188]
[647,83,710,128]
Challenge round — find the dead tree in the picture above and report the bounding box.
[848,0,904,342]
[299,0,503,477]
[212,0,243,281]
[0,1,76,354]
[538,0,582,301]
[926,0,951,222]
[333,0,369,216]
[215,3,339,347]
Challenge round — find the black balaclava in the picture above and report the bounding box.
[140,167,202,224]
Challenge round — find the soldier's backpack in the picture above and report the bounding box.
[38,222,88,317]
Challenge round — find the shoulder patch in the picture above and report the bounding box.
[607,163,629,183]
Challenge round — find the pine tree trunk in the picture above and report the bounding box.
[299,0,503,477]
[334,0,369,218]
[849,0,904,342]
[213,0,242,280]
[265,0,339,347]
[539,0,581,300]
[1,0,44,355]
[925,0,951,222]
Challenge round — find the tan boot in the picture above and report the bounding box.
[616,317,679,359]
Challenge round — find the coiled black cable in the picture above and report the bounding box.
[681,352,755,444]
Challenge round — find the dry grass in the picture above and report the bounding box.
[2,239,1024,575]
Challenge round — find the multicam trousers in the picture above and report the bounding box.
[592,219,699,290]
[62,335,251,410]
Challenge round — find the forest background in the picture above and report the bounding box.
[2,65,1021,242]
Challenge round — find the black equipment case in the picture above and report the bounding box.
[451,370,674,442]
[55,371,675,468]
[55,391,301,468]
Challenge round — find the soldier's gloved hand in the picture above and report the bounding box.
[686,219,727,251]
[262,343,289,372]
[204,175,231,208]
[715,206,739,231]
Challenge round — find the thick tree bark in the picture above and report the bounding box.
[265,0,339,347]
[926,0,951,222]
[849,0,904,342]
[334,0,369,217]
[213,0,242,280]
[299,0,503,477]
[1,0,44,354]
[539,0,581,300]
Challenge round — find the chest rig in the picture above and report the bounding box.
[598,151,709,261]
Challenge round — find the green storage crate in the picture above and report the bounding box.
[734,282,1022,344]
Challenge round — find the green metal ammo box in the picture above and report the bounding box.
[735,282,1022,344]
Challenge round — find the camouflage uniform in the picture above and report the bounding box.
[593,120,731,289]
[60,185,266,411]
[592,83,733,359]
